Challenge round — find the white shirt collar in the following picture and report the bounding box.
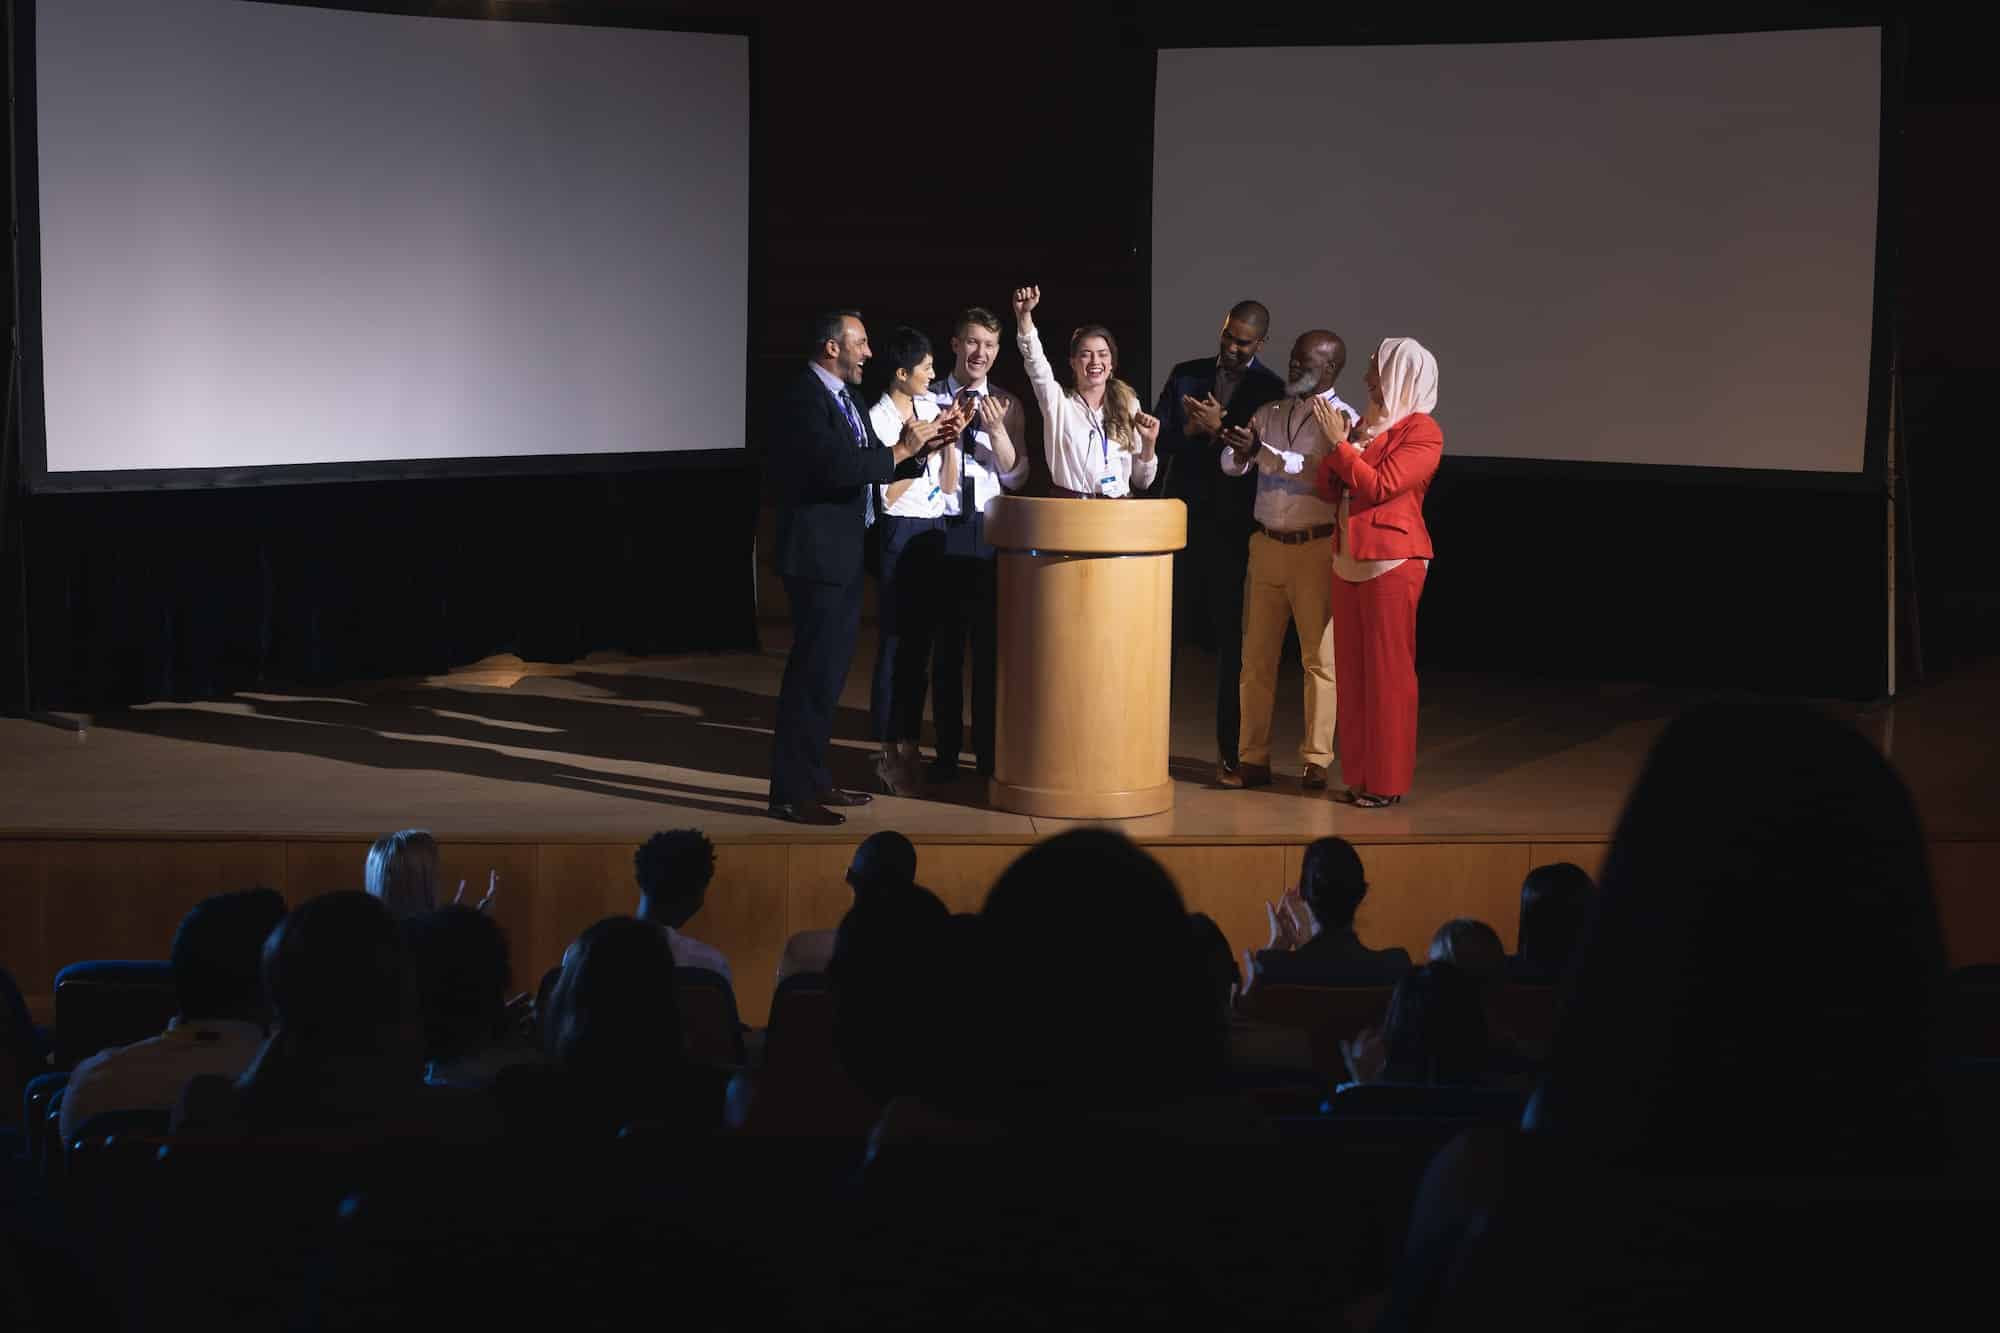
[943,373,992,398]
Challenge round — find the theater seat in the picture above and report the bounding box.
[675,966,746,1068]
[1949,964,2000,1059]
[54,961,177,1069]
[1326,1081,1527,1124]
[1237,984,1393,1079]
[733,972,878,1139]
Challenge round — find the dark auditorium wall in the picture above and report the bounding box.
[3,2,1995,713]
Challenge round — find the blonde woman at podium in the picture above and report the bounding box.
[1011,285,1161,497]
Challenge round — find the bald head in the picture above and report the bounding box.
[1285,329,1348,396]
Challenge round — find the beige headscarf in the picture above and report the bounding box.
[1355,337,1439,443]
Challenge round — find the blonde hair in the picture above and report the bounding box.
[1067,324,1138,450]
[364,829,440,921]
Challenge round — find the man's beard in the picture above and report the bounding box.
[1286,371,1320,397]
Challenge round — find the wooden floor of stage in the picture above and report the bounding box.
[2,638,1996,1023]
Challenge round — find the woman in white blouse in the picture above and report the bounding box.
[1011,285,1161,497]
[866,326,969,794]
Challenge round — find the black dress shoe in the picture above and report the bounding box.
[768,801,845,826]
[925,759,961,783]
[817,788,873,808]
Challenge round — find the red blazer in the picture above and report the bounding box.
[1313,412,1443,561]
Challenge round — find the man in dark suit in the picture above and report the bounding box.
[1151,301,1287,784]
[1246,836,1412,987]
[766,310,947,825]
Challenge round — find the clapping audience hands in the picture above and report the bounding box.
[453,869,498,913]
[1265,888,1315,951]
[1340,1025,1387,1084]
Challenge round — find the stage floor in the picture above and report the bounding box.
[2,638,1995,1022]
[0,637,1994,843]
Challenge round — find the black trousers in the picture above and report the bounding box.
[1205,528,1252,766]
[770,571,864,806]
[870,516,947,745]
[933,553,998,772]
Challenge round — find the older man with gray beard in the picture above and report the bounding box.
[1217,330,1356,790]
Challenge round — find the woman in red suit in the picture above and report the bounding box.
[1308,338,1442,808]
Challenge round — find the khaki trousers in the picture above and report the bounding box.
[1238,530,1336,768]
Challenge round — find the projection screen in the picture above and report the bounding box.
[1152,28,1882,473]
[22,0,751,488]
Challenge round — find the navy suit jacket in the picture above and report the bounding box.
[765,367,905,585]
[1152,356,1286,539]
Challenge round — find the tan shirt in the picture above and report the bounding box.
[60,1017,266,1141]
[1221,388,1355,532]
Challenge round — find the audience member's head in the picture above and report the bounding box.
[260,891,417,1063]
[1428,918,1507,989]
[633,829,716,930]
[1189,912,1241,1018]
[1542,700,1950,1169]
[981,830,1218,1113]
[1379,962,1491,1085]
[1298,836,1368,931]
[364,829,441,920]
[828,884,952,1104]
[1516,861,1595,979]
[405,906,513,1066]
[846,831,918,899]
[171,888,287,1026]
[543,916,683,1084]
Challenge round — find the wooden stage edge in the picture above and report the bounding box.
[6,827,1998,1029]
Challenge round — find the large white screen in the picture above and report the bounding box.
[34,0,750,477]
[1154,29,1880,472]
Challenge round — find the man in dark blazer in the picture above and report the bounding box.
[766,310,943,825]
[1151,301,1287,783]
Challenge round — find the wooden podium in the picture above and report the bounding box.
[984,496,1188,819]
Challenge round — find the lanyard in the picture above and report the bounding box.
[1084,401,1109,466]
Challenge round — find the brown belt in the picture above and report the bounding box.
[1255,521,1336,545]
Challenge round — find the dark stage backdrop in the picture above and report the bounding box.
[4,2,1997,714]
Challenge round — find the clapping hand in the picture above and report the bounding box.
[1219,423,1257,462]
[894,415,941,462]
[1264,889,1314,952]
[1309,396,1353,444]
[1182,392,1225,437]
[976,395,1006,436]
[453,869,498,913]
[1340,1025,1387,1085]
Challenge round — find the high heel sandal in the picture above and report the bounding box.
[1351,791,1401,809]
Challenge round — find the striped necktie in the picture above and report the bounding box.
[837,387,873,527]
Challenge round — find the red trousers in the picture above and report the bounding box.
[1328,558,1427,797]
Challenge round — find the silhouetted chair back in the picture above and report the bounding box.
[54,960,177,1069]
[1326,1081,1527,1123]
[1949,964,2000,1059]
[1238,984,1393,1079]
[24,1070,68,1177]
[1490,983,1559,1047]
[0,966,44,1126]
[738,972,879,1139]
[675,966,746,1067]
[137,1138,431,1333]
